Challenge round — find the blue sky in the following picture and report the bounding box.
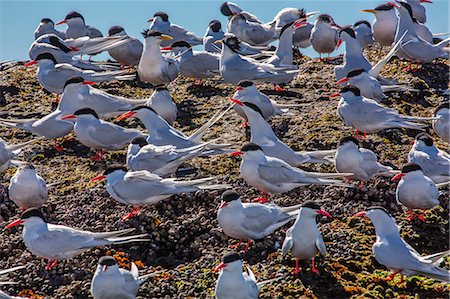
[0,0,448,60]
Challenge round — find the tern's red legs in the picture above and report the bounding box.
[121,207,141,221]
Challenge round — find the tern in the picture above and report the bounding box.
[145,87,178,125]
[148,12,202,47]
[26,52,134,95]
[214,252,280,299]
[108,26,143,67]
[333,85,435,138]
[335,136,398,182]
[394,1,449,62]
[137,30,179,86]
[353,20,374,49]
[34,18,66,40]
[91,165,229,220]
[217,36,299,85]
[127,137,209,176]
[227,14,275,46]
[220,2,262,23]
[204,20,225,53]
[117,105,231,152]
[282,201,331,275]
[170,41,220,80]
[217,190,301,252]
[8,162,48,210]
[59,77,147,119]
[0,137,41,171]
[56,11,103,39]
[231,98,334,166]
[310,14,340,60]
[90,256,155,299]
[433,103,449,143]
[62,108,145,161]
[361,3,398,47]
[354,206,450,282]
[6,208,149,270]
[232,81,297,121]
[408,133,450,184]
[230,142,352,202]
[392,163,446,221]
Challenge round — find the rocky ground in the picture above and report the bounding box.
[0,48,449,298]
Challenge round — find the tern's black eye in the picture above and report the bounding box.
[65,11,84,21]
[108,26,124,36]
[415,133,434,146]
[338,136,359,146]
[98,256,117,266]
[221,190,240,202]
[222,251,241,263]
[401,163,422,173]
[154,12,169,22]
[103,164,128,175]
[301,201,321,210]
[240,142,262,152]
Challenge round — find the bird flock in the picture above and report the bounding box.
[0,1,449,298]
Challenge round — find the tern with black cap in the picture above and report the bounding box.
[34,18,66,40]
[217,190,302,252]
[214,251,281,299]
[62,108,145,161]
[310,14,340,60]
[353,20,374,49]
[91,164,230,220]
[204,20,225,53]
[333,85,436,139]
[282,201,331,275]
[6,208,149,270]
[230,142,352,202]
[56,11,103,39]
[90,255,156,299]
[107,25,143,67]
[137,30,179,86]
[408,133,450,183]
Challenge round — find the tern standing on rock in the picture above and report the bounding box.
[137,30,179,86]
[107,26,143,67]
[6,208,149,270]
[90,256,155,299]
[433,103,450,143]
[145,87,178,125]
[231,142,352,203]
[361,3,398,47]
[354,207,450,283]
[214,252,280,299]
[408,133,450,184]
[333,86,435,138]
[310,14,340,60]
[8,162,47,210]
[92,165,229,220]
[56,11,103,38]
[231,98,334,166]
[335,136,397,182]
[126,137,209,176]
[392,163,444,221]
[282,201,331,275]
[217,190,301,252]
[62,108,145,161]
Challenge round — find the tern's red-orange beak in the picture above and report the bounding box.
[61,114,76,120]
[391,173,405,181]
[116,111,136,121]
[230,98,243,106]
[293,21,307,29]
[24,60,37,67]
[336,38,343,49]
[329,93,340,99]
[389,1,401,8]
[213,262,226,272]
[6,219,24,229]
[70,46,79,51]
[420,0,432,3]
[410,140,415,145]
[55,19,67,25]
[148,18,154,22]
[160,46,173,51]
[219,201,228,209]
[229,151,243,157]
[235,86,244,91]
[336,77,349,85]
[316,209,332,218]
[82,81,96,85]
[91,175,106,182]
[353,211,366,217]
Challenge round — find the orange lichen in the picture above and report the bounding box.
[18,289,43,299]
